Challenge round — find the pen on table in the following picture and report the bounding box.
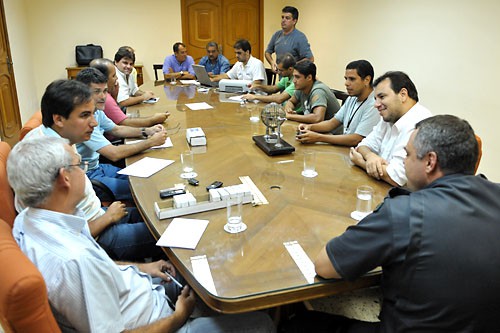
[164,271,183,288]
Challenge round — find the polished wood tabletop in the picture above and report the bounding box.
[127,81,390,313]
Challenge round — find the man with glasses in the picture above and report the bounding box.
[9,136,275,333]
[75,67,166,202]
[20,79,165,261]
[296,60,380,146]
[211,39,266,86]
[241,53,300,109]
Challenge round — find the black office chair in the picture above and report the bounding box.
[153,64,163,82]
[331,89,349,106]
[265,68,277,85]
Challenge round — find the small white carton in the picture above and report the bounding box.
[186,127,207,146]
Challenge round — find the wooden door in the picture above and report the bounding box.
[0,0,21,146]
[182,0,262,64]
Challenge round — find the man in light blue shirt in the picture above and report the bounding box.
[199,41,230,76]
[76,68,167,201]
[8,136,275,333]
[296,60,380,146]
[163,42,196,80]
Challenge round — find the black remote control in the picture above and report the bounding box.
[159,188,186,199]
[206,181,223,191]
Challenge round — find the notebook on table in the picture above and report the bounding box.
[192,64,218,87]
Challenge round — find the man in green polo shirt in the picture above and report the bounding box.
[242,53,299,110]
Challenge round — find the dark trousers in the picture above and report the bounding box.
[280,311,380,333]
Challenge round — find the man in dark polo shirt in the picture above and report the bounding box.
[286,115,500,332]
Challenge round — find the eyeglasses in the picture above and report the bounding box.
[53,160,88,180]
[68,161,88,173]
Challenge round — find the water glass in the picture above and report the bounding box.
[301,151,318,177]
[180,151,197,179]
[351,185,374,221]
[226,194,244,233]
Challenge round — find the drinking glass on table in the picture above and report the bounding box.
[180,151,197,179]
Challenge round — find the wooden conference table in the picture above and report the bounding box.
[126,81,390,314]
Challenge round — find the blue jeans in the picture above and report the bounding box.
[87,163,132,201]
[97,207,165,261]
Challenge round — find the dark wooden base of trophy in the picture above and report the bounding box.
[252,135,295,156]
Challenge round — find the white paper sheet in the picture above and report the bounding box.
[117,157,174,178]
[191,255,218,295]
[180,80,200,86]
[228,95,244,101]
[185,102,213,110]
[156,218,209,249]
[125,137,173,149]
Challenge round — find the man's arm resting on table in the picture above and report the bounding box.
[98,131,166,162]
[314,246,342,279]
[243,89,290,104]
[353,146,399,186]
[119,94,151,107]
[298,131,364,146]
[250,83,281,94]
[286,105,326,123]
[109,123,163,139]
[120,113,169,127]
[210,73,229,82]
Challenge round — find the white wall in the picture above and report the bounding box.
[4,0,500,180]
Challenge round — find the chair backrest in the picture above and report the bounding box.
[475,134,482,174]
[0,219,61,333]
[0,142,16,227]
[331,89,349,106]
[265,68,276,86]
[19,111,42,141]
[153,64,163,82]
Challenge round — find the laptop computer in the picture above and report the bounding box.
[192,64,218,87]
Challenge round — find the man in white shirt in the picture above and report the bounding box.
[211,39,266,85]
[8,136,275,333]
[114,46,156,107]
[349,71,432,186]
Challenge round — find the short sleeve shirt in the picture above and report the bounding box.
[199,54,231,75]
[226,56,266,82]
[103,92,127,124]
[76,110,116,170]
[333,91,380,137]
[293,80,340,121]
[265,28,313,61]
[162,54,195,75]
[116,68,139,103]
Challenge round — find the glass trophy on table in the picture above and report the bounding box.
[252,103,295,156]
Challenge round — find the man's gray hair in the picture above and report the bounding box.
[414,115,478,175]
[8,136,72,207]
